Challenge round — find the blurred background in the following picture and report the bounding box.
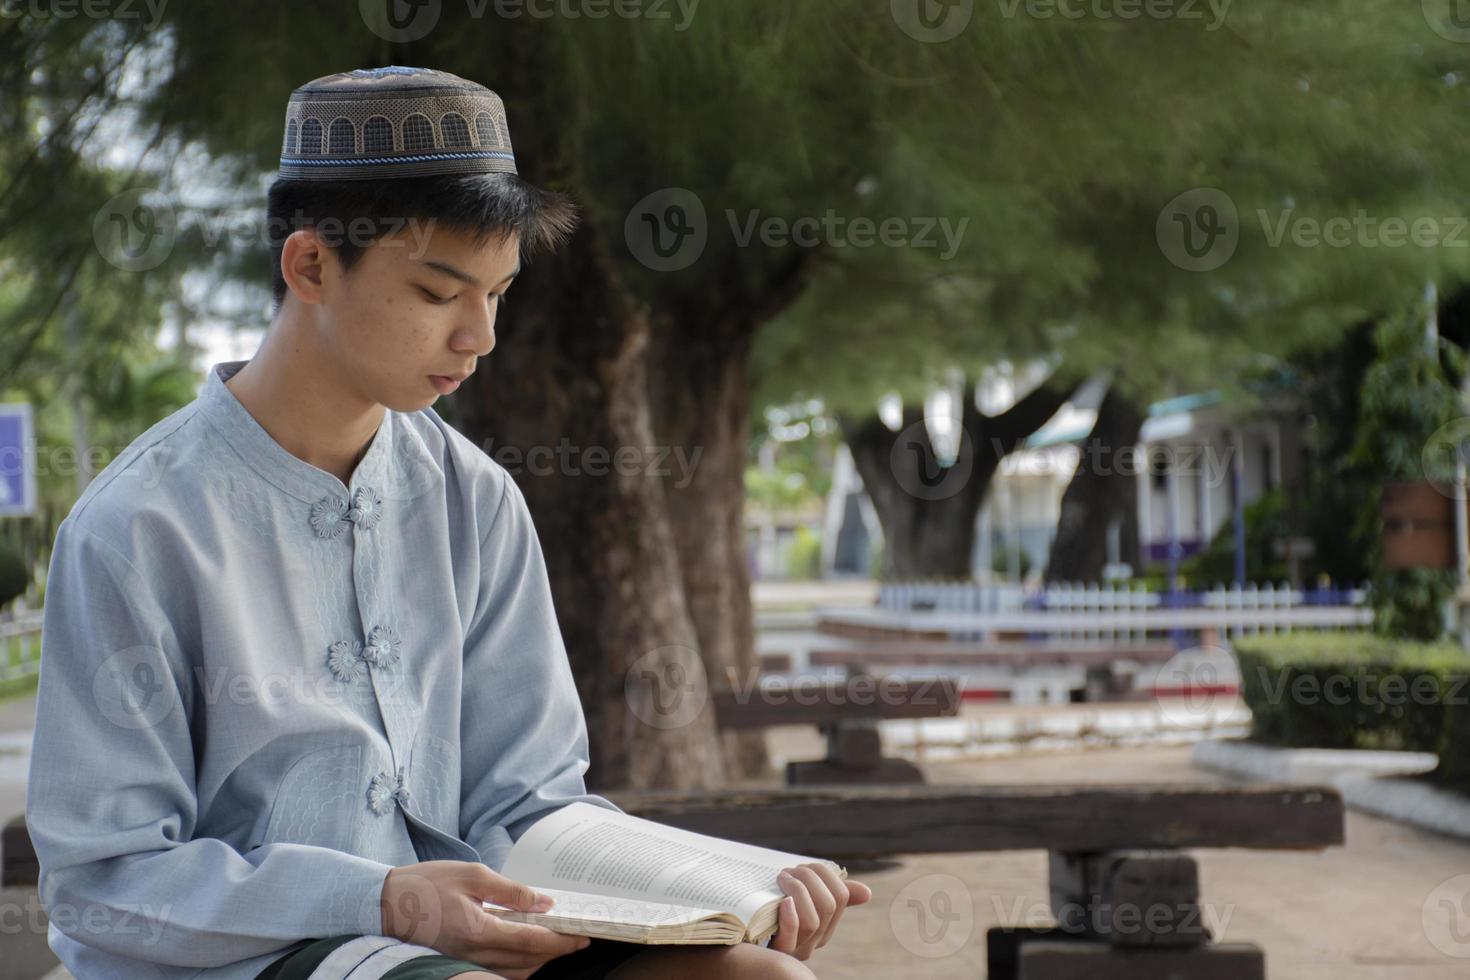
[6,2,1470,978]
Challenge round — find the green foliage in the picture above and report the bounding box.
[990,547,1032,581]
[9,1,1467,424]
[1354,302,1467,480]
[1370,568,1456,641]
[747,402,838,509]
[750,2,1470,416]
[1438,696,1470,795]
[784,526,823,581]
[1234,633,1469,768]
[1351,299,1466,640]
[15,5,1470,616]
[1183,490,1291,588]
[745,466,820,519]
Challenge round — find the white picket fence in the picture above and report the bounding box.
[871,580,1371,642]
[0,611,43,683]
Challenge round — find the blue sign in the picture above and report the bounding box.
[0,404,37,518]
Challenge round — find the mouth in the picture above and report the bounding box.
[429,374,467,395]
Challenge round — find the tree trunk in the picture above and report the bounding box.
[1043,384,1145,583]
[841,378,1076,579]
[456,219,729,791]
[645,312,761,779]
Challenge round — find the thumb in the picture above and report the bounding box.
[474,867,554,913]
[847,881,874,906]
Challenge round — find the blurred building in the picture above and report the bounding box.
[819,373,1306,584]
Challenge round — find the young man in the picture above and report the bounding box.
[25,67,868,980]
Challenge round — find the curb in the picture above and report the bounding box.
[1192,738,1470,842]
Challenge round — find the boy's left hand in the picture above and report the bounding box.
[770,862,874,960]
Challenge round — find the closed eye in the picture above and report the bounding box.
[418,286,453,305]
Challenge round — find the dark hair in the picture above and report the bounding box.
[265,172,578,313]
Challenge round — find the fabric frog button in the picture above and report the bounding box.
[367,766,410,816]
[362,624,402,668]
[310,486,384,537]
[348,485,383,530]
[309,494,351,538]
[325,639,367,683]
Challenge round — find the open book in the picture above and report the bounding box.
[482,801,848,946]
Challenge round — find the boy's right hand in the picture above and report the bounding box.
[380,860,591,979]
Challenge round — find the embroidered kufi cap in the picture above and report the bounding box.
[278,66,517,181]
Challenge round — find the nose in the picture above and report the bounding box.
[453,304,496,358]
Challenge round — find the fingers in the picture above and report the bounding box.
[799,863,850,950]
[782,869,840,952]
[471,865,554,913]
[846,879,874,906]
[776,867,823,959]
[771,892,799,957]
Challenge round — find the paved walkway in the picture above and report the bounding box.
[810,744,1470,979]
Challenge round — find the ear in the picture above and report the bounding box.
[280,227,331,306]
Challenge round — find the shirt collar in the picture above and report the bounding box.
[197,359,396,505]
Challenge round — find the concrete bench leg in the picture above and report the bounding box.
[784,718,927,786]
[987,849,1266,979]
[1048,849,1211,947]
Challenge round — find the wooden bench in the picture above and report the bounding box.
[710,674,960,786]
[808,640,1179,703]
[612,782,1346,980]
[5,781,1343,978]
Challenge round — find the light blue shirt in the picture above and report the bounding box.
[26,359,621,979]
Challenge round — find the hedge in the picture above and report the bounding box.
[1440,695,1470,792]
[1232,632,1470,794]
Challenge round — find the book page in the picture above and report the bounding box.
[501,802,845,926]
[485,886,726,928]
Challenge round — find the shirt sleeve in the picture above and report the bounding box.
[459,471,624,873]
[25,517,393,969]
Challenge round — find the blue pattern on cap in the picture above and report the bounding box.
[281,150,516,167]
[347,66,427,78]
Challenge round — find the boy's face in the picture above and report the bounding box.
[296,222,521,413]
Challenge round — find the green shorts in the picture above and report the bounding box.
[254,933,647,980]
